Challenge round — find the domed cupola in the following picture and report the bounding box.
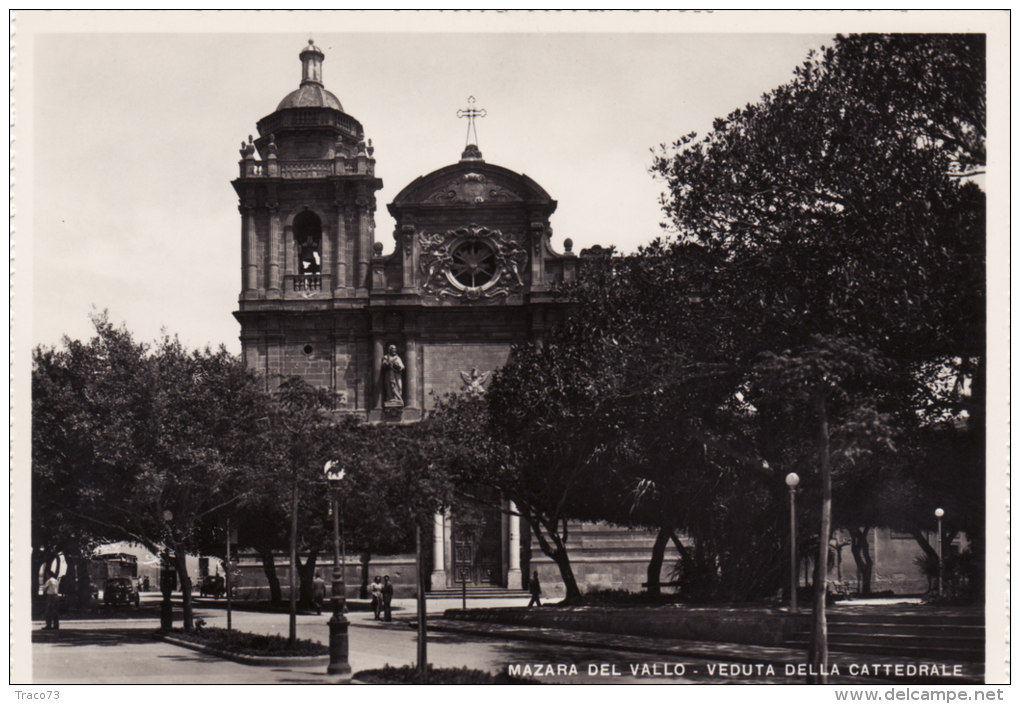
[253,39,366,162]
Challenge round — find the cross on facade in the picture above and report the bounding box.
[456,96,487,147]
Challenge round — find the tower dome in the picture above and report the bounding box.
[275,39,344,112]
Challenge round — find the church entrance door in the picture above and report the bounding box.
[451,502,502,586]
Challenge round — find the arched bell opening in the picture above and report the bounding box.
[294,210,323,276]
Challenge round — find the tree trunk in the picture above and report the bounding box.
[808,396,831,683]
[849,527,873,596]
[529,512,582,603]
[415,522,427,677]
[159,550,174,631]
[664,531,696,598]
[909,528,938,561]
[297,552,318,607]
[686,535,717,602]
[359,553,371,599]
[289,476,299,645]
[67,553,92,609]
[646,526,672,596]
[45,554,61,580]
[173,546,194,632]
[31,547,47,601]
[257,544,283,604]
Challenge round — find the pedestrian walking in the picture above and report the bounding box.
[42,574,60,630]
[370,575,383,620]
[381,575,393,621]
[528,570,542,607]
[312,571,326,615]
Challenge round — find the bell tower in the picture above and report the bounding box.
[233,40,383,404]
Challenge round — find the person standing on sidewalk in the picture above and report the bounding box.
[370,575,383,620]
[528,570,542,607]
[42,574,60,629]
[381,575,393,621]
[312,571,326,615]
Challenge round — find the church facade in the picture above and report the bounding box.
[231,41,664,596]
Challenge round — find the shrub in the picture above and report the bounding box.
[582,588,674,605]
[355,665,537,684]
[915,550,981,604]
[166,627,327,656]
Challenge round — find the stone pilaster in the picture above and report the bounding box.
[507,500,522,588]
[356,197,371,294]
[400,224,416,293]
[405,335,419,411]
[333,204,348,296]
[267,206,282,297]
[242,206,258,297]
[529,221,546,290]
[430,511,447,589]
[371,334,384,411]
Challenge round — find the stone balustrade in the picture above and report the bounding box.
[291,274,322,292]
[238,157,374,179]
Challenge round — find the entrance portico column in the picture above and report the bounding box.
[430,510,447,588]
[507,501,522,588]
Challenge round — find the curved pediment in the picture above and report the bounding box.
[390,161,554,209]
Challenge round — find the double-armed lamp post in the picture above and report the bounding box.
[785,472,800,612]
[324,460,351,678]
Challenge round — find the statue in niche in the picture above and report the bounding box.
[381,345,405,406]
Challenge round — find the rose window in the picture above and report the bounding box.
[449,241,497,288]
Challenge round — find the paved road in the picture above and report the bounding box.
[28,597,782,684]
[32,596,977,685]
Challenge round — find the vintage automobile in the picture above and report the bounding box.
[103,577,140,606]
[199,575,226,598]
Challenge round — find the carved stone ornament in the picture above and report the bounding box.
[400,224,415,258]
[418,224,527,301]
[460,368,491,396]
[424,173,522,204]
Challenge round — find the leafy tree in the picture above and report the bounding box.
[257,377,340,643]
[748,335,895,675]
[338,418,453,673]
[31,314,270,630]
[234,500,288,604]
[31,320,147,606]
[472,336,634,604]
[651,34,984,364]
[649,33,984,678]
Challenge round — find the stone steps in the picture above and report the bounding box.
[786,612,984,662]
[828,613,983,626]
[783,637,984,662]
[828,622,984,637]
[428,587,530,599]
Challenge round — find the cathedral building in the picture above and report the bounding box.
[230,41,927,599]
[231,40,672,597]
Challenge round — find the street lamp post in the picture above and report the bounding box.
[785,472,800,612]
[934,508,945,598]
[324,461,351,678]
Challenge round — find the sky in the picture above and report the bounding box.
[14,11,1003,355]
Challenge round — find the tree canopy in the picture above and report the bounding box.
[31,313,271,627]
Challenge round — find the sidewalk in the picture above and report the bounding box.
[29,625,333,684]
[26,597,985,685]
[420,616,984,685]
